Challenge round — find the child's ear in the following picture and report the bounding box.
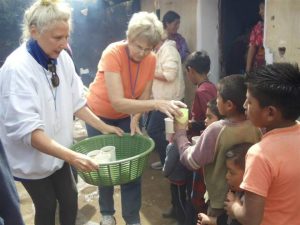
[225,100,234,110]
[265,106,278,121]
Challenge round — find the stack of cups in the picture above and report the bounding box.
[164,108,189,141]
[164,118,174,141]
[99,146,116,162]
[87,146,116,164]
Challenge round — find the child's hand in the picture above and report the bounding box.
[198,213,216,225]
[224,191,242,219]
[227,190,236,202]
[174,121,187,131]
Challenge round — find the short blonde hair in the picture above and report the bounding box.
[21,0,72,42]
[126,11,164,47]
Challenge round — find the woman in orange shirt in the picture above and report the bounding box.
[86,12,186,225]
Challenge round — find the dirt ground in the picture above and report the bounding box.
[17,120,177,225]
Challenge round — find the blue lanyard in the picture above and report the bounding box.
[126,47,140,98]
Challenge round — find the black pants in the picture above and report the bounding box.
[170,179,196,225]
[21,163,78,225]
[170,183,187,225]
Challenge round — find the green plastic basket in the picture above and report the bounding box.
[71,134,154,186]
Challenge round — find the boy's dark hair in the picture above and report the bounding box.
[185,51,210,75]
[207,99,224,120]
[225,143,252,170]
[162,10,180,28]
[246,63,300,120]
[218,74,246,114]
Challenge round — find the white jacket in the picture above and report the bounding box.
[152,39,185,100]
[0,43,86,179]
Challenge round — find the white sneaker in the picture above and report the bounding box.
[100,215,116,225]
[150,161,163,170]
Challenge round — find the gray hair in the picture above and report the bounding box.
[21,0,72,42]
[126,11,164,47]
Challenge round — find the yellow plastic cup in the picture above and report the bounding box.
[175,108,189,124]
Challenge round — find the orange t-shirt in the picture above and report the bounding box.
[87,41,156,119]
[241,122,300,225]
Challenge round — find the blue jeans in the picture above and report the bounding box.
[86,117,141,224]
[146,111,168,164]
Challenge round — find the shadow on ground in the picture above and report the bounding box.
[17,119,177,224]
[17,152,177,225]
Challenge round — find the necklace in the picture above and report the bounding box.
[42,68,57,110]
[33,45,59,111]
[126,47,140,98]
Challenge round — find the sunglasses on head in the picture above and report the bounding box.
[47,62,60,87]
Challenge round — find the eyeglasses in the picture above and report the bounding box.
[47,62,60,87]
[132,42,152,54]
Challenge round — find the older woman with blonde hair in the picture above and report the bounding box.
[0,0,123,225]
[86,11,186,225]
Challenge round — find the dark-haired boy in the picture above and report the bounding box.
[185,51,217,137]
[162,51,216,222]
[174,74,261,217]
[225,63,300,225]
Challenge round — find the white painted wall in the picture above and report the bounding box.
[197,0,220,84]
[141,0,198,107]
[265,0,300,65]
[140,0,197,51]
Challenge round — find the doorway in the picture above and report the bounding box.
[219,0,262,77]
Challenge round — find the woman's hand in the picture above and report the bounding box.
[31,129,98,172]
[100,124,124,136]
[69,152,99,172]
[75,106,124,136]
[155,100,187,119]
[130,114,143,136]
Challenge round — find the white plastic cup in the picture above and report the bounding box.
[87,150,104,164]
[164,118,174,141]
[100,146,116,161]
[87,145,116,164]
[165,133,173,142]
[164,118,174,133]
